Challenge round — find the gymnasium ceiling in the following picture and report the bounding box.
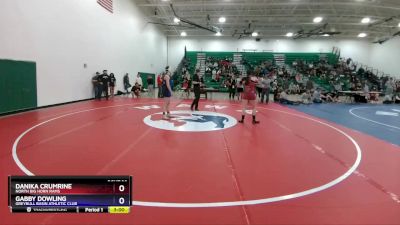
[136,0,400,41]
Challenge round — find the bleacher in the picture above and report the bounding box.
[177,51,340,92]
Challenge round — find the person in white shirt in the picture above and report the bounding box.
[260,77,271,103]
[136,73,143,86]
[212,69,216,81]
[301,90,312,104]
[363,83,370,102]
[288,83,295,94]
[312,88,324,103]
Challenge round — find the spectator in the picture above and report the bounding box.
[236,77,244,100]
[312,88,324,103]
[131,82,141,98]
[301,90,312,104]
[383,94,394,104]
[92,72,101,100]
[216,69,221,82]
[147,75,154,97]
[349,83,356,91]
[157,73,163,98]
[324,91,339,103]
[385,81,394,100]
[182,77,191,99]
[333,82,342,92]
[306,78,314,91]
[98,70,110,100]
[363,83,370,102]
[260,76,271,104]
[288,82,296,94]
[136,73,143,86]
[212,69,217,81]
[109,73,116,97]
[123,73,131,95]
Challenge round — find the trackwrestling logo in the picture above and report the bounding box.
[143,110,237,132]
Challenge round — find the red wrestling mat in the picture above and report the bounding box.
[0,98,399,224]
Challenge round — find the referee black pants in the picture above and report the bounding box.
[229,88,236,99]
[191,87,200,110]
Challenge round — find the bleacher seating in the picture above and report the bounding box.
[178,51,340,93]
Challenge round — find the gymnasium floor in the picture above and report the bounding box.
[289,103,400,146]
[1,96,399,224]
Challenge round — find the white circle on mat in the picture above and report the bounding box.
[11,103,362,208]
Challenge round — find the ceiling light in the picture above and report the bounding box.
[398,22,400,27]
[361,17,370,24]
[251,32,258,37]
[313,17,323,23]
[218,17,226,23]
[322,34,330,37]
[173,17,180,23]
[358,33,367,38]
[286,32,294,37]
[180,31,187,36]
[216,32,222,36]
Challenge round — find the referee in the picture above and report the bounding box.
[191,69,201,111]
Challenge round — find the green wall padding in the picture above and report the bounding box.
[0,59,37,114]
[138,72,155,89]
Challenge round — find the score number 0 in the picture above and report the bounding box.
[117,184,127,205]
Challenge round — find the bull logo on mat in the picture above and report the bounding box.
[143,111,237,132]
